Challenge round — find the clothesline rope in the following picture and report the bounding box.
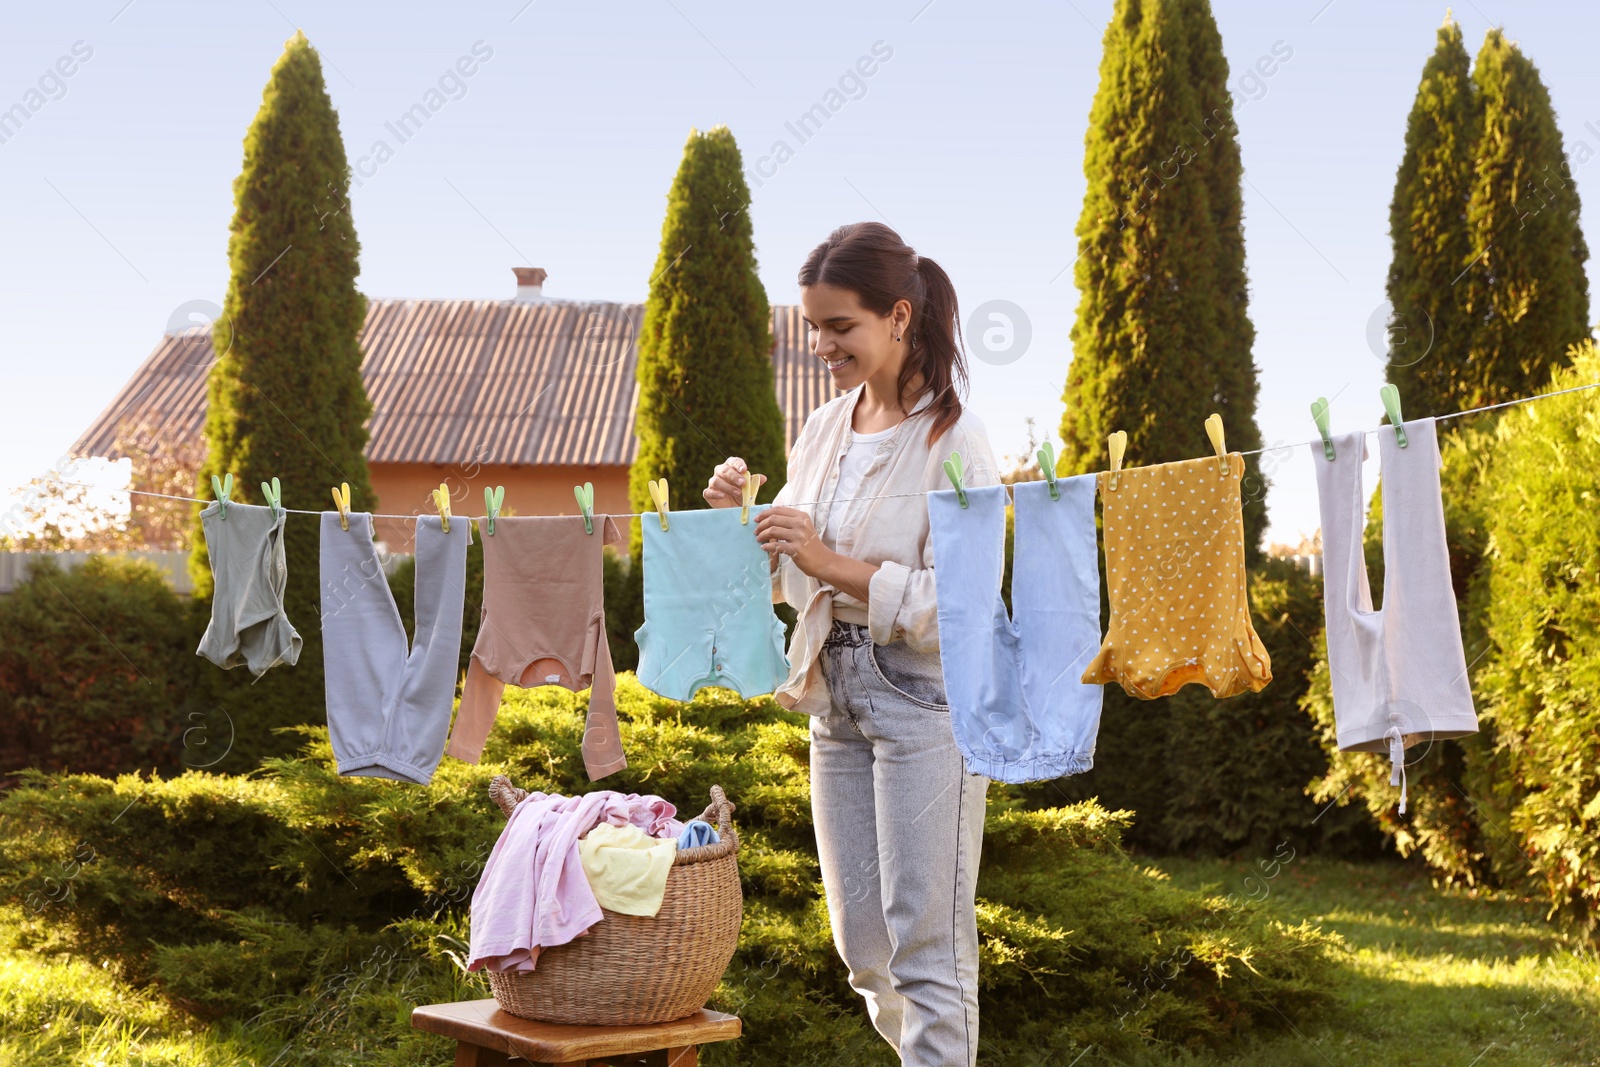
[37,379,1600,522]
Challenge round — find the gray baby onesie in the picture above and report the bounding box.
[320,511,469,785]
[196,500,301,676]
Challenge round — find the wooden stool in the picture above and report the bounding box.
[410,998,741,1066]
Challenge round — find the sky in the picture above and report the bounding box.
[3,0,1599,547]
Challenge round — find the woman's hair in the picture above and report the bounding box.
[798,221,967,448]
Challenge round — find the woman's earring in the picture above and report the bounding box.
[894,334,901,342]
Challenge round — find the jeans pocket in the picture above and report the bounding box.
[866,639,949,711]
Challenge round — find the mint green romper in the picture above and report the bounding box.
[634,504,790,701]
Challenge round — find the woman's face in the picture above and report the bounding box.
[800,283,911,390]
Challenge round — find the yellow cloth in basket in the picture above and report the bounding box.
[577,823,677,917]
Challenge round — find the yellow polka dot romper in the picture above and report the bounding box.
[1079,452,1272,700]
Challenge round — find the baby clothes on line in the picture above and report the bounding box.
[1313,418,1478,814]
[320,512,468,786]
[445,514,627,781]
[634,505,790,702]
[928,478,1105,782]
[577,822,677,917]
[1081,453,1272,699]
[196,500,301,675]
[468,789,684,972]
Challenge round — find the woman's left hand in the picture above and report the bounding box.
[754,506,830,577]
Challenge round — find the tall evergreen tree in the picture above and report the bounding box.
[1459,28,1591,407]
[1061,0,1265,560]
[190,32,373,768]
[628,126,786,566]
[1386,15,1478,418]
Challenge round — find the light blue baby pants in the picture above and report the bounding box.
[634,504,790,702]
[320,512,469,785]
[927,477,1104,782]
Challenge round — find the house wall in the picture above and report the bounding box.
[371,462,634,552]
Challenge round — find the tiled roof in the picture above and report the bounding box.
[73,300,836,465]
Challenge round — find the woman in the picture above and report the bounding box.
[703,221,999,1066]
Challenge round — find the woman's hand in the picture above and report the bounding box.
[704,457,765,509]
[755,505,830,577]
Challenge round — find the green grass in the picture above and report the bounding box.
[2,859,1597,1065]
[1113,855,1600,1066]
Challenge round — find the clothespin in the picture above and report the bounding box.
[1311,397,1336,461]
[1204,413,1229,476]
[1036,440,1061,501]
[573,482,595,535]
[648,477,670,531]
[482,486,505,536]
[1107,431,1128,491]
[260,477,283,520]
[431,482,452,533]
[210,473,233,520]
[1379,384,1408,447]
[330,482,351,531]
[739,470,759,525]
[943,450,969,508]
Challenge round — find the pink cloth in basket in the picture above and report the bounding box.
[468,789,685,972]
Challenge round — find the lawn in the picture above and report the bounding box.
[1116,855,1600,1067]
[0,857,1596,1065]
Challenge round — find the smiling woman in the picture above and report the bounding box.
[705,220,999,1067]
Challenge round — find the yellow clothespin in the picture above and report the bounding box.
[740,470,760,525]
[431,482,452,533]
[1204,413,1229,476]
[1107,431,1128,491]
[330,482,351,531]
[648,477,670,531]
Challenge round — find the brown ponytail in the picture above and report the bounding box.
[798,221,968,448]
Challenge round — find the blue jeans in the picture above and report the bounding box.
[812,620,987,1067]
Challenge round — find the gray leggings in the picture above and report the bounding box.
[812,620,987,1067]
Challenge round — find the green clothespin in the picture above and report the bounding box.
[573,481,595,535]
[1311,398,1335,461]
[943,450,969,508]
[259,477,283,520]
[210,473,234,520]
[1036,440,1061,501]
[483,485,505,536]
[1379,384,1408,448]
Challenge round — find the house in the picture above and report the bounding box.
[71,269,837,550]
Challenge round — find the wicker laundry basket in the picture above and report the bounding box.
[481,776,744,1026]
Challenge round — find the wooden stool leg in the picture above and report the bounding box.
[454,1041,511,1066]
[664,1046,698,1066]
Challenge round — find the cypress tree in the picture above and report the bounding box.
[1459,29,1591,407]
[1061,0,1265,559]
[190,32,373,768]
[1386,15,1478,417]
[628,126,787,565]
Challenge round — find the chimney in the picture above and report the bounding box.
[512,267,548,302]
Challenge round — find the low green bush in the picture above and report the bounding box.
[0,675,1344,1063]
[0,555,195,786]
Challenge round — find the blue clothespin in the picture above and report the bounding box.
[484,485,505,536]
[1036,440,1060,501]
[573,482,595,535]
[210,473,234,520]
[1379,384,1408,448]
[943,450,969,508]
[260,477,283,520]
[1311,397,1336,461]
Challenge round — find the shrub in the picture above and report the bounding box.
[1470,343,1600,932]
[0,674,1344,1062]
[0,555,195,786]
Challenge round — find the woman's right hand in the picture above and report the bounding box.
[704,457,765,509]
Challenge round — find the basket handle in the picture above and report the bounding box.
[489,774,527,820]
[696,784,736,840]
